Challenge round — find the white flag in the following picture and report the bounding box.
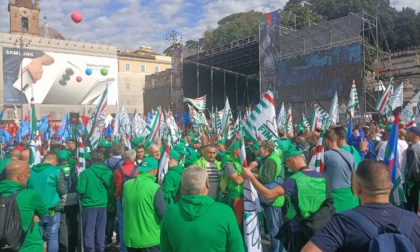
[183,95,206,111]
[330,91,339,124]
[277,102,286,129]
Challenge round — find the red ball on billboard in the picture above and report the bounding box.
[71,12,83,23]
[76,76,82,82]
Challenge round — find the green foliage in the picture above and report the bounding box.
[163,42,182,57]
[201,11,263,50]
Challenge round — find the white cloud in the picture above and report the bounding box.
[0,0,418,54]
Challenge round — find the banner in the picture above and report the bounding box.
[2,47,118,105]
[183,95,206,111]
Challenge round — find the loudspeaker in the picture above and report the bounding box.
[69,112,79,125]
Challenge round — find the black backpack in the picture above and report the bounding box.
[0,190,33,252]
[116,165,137,199]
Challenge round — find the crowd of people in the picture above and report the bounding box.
[1,120,420,252]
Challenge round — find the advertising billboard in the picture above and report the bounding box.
[277,44,363,103]
[2,47,118,105]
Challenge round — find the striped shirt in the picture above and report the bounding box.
[206,161,219,200]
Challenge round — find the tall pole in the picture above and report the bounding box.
[165,31,182,111]
[15,35,31,120]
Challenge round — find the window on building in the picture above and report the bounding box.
[141,65,146,73]
[155,65,160,73]
[126,100,131,105]
[7,111,13,118]
[21,17,28,31]
[125,63,131,72]
[126,82,130,90]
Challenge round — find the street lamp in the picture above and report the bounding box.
[165,31,182,112]
[14,35,31,120]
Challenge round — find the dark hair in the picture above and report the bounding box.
[324,130,337,142]
[91,150,104,163]
[136,145,145,150]
[333,126,347,140]
[356,159,391,196]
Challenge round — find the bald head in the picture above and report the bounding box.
[6,161,30,186]
[21,150,30,162]
[10,149,22,160]
[355,159,392,198]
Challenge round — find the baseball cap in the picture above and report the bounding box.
[174,143,188,155]
[229,142,240,151]
[57,150,70,160]
[283,145,305,160]
[138,157,159,173]
[407,127,420,137]
[191,137,200,143]
[218,139,226,145]
[169,149,181,161]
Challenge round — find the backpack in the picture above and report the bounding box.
[0,190,33,252]
[340,210,416,252]
[116,165,137,198]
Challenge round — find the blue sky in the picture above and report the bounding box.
[1,0,418,54]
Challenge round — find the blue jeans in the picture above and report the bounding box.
[4,73,28,103]
[117,199,127,252]
[40,211,61,252]
[263,206,282,252]
[82,207,107,252]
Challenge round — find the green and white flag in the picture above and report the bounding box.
[346,80,359,123]
[221,98,235,140]
[29,93,41,166]
[401,101,416,127]
[87,86,108,149]
[302,113,310,128]
[165,110,181,144]
[330,91,339,125]
[311,104,332,131]
[375,78,393,117]
[188,104,208,125]
[147,106,163,142]
[131,112,150,138]
[118,105,131,149]
[183,95,206,111]
[246,90,278,142]
[286,104,293,135]
[212,109,224,135]
[277,102,286,129]
[76,135,86,176]
[389,83,403,111]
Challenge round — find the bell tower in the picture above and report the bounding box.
[8,0,40,36]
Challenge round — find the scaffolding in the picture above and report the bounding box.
[274,11,389,122]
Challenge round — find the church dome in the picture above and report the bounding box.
[39,26,65,40]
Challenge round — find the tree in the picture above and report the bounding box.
[163,42,182,57]
[201,11,263,50]
[393,7,419,50]
[283,1,323,29]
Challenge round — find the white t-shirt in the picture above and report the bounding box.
[206,161,219,200]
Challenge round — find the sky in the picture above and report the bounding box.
[0,0,418,54]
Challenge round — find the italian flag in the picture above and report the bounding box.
[86,86,108,149]
[309,131,324,173]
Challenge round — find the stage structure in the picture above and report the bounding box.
[182,35,260,117]
[267,11,390,123]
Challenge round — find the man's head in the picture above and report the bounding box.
[168,149,180,168]
[138,157,158,176]
[353,159,392,202]
[148,144,161,161]
[204,144,217,163]
[217,140,226,152]
[68,139,77,150]
[283,145,306,171]
[323,130,338,150]
[307,131,320,147]
[111,143,124,156]
[406,127,420,143]
[42,153,58,166]
[6,161,30,186]
[91,150,104,163]
[333,126,347,146]
[191,137,201,150]
[136,145,145,160]
[9,148,22,160]
[181,166,210,196]
[57,150,70,164]
[229,142,240,158]
[185,132,194,143]
[259,140,275,158]
[21,149,30,162]
[123,150,136,162]
[278,128,286,138]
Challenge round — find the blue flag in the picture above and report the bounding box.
[384,113,399,183]
[103,123,113,138]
